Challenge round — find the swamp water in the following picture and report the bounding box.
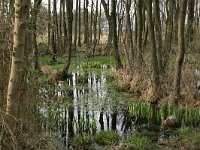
[37,64,200,149]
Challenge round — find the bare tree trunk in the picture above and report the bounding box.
[117,0,124,45]
[101,0,112,48]
[32,0,42,70]
[51,0,57,63]
[154,0,163,72]
[195,0,199,30]
[163,0,174,71]
[24,0,31,64]
[93,0,98,54]
[174,0,187,99]
[55,1,60,53]
[94,0,99,43]
[146,0,160,99]
[98,2,102,43]
[63,0,67,54]
[111,0,123,69]
[6,0,28,115]
[84,0,89,46]
[62,0,73,78]
[48,0,51,53]
[134,3,138,45]
[142,23,148,49]
[125,0,134,69]
[90,0,94,44]
[78,0,81,47]
[174,0,180,45]
[136,0,143,64]
[74,0,78,51]
[186,0,195,50]
[142,3,148,49]
[59,0,63,52]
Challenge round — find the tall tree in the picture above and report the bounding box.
[117,0,124,46]
[146,0,160,99]
[74,0,78,51]
[174,0,188,99]
[136,0,143,64]
[78,0,81,47]
[186,0,195,49]
[163,0,174,71]
[6,0,29,115]
[93,0,99,54]
[101,0,113,48]
[93,0,98,45]
[84,0,89,46]
[111,0,123,69]
[24,0,32,63]
[125,0,134,69]
[98,2,102,42]
[154,0,163,71]
[174,0,180,44]
[48,0,51,53]
[51,0,57,63]
[32,0,42,70]
[195,0,199,30]
[59,0,63,51]
[55,0,60,53]
[62,0,73,78]
[90,0,94,44]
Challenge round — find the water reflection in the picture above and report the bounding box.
[38,67,200,148]
[42,70,132,146]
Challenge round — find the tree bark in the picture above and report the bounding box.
[136,0,143,64]
[48,0,51,53]
[90,0,94,44]
[174,0,180,45]
[146,0,160,99]
[78,0,81,47]
[101,0,112,48]
[84,0,89,46]
[32,0,42,70]
[163,0,174,71]
[51,0,57,63]
[111,0,123,69]
[125,0,134,69]
[62,0,73,78]
[93,0,98,54]
[74,0,78,51]
[6,0,29,115]
[154,0,163,72]
[98,2,102,43]
[174,0,187,99]
[186,0,195,50]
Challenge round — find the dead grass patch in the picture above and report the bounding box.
[109,58,200,105]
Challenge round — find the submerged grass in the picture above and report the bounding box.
[39,55,114,73]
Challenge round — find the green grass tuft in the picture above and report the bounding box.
[124,132,153,149]
[94,131,119,146]
[72,135,92,148]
